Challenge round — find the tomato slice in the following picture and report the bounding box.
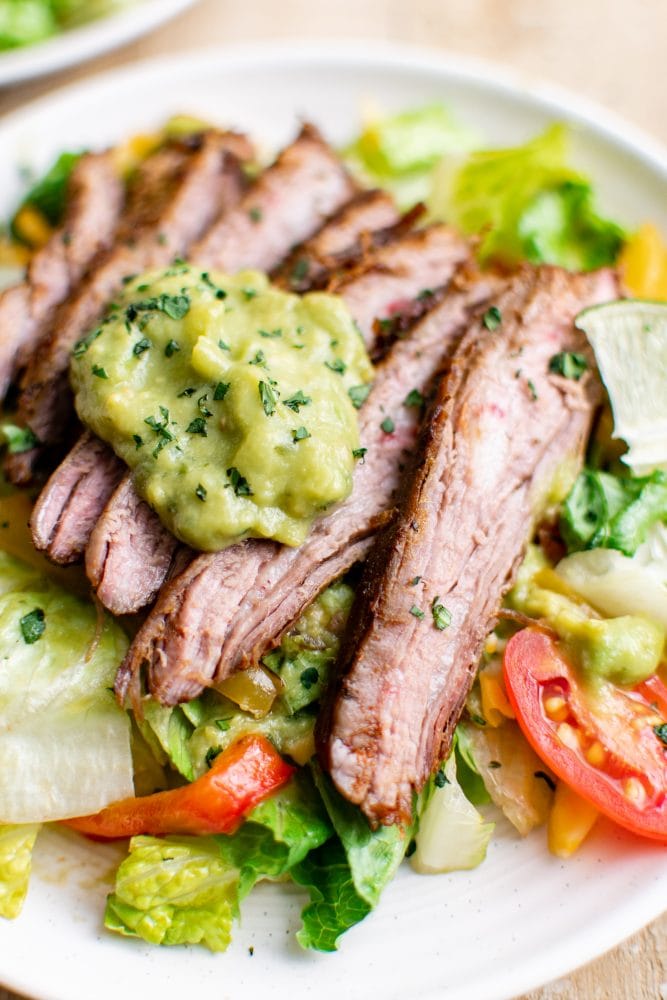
[64,734,295,840]
[503,628,667,841]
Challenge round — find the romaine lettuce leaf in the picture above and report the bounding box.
[0,551,133,823]
[561,468,667,556]
[430,123,623,268]
[105,774,333,952]
[105,835,239,950]
[0,823,40,919]
[345,103,478,208]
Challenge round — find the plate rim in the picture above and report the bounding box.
[0,39,665,1000]
[0,0,199,87]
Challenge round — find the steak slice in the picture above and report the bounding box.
[191,123,357,273]
[7,131,249,485]
[115,264,495,709]
[275,189,400,292]
[318,265,618,828]
[30,431,125,564]
[89,225,470,616]
[0,152,124,400]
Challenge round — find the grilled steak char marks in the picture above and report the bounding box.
[275,188,400,292]
[115,260,493,710]
[191,123,357,272]
[88,224,469,616]
[318,265,618,829]
[0,152,124,399]
[6,130,250,485]
[30,431,124,564]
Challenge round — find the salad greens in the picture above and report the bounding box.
[0,0,130,51]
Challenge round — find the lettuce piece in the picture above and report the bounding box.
[412,751,494,874]
[291,764,411,951]
[105,836,238,951]
[13,151,84,234]
[216,772,332,898]
[0,823,40,918]
[453,726,491,806]
[106,775,333,952]
[310,763,409,908]
[433,124,623,268]
[561,468,667,556]
[0,1,55,50]
[0,551,133,823]
[345,103,478,209]
[292,838,372,952]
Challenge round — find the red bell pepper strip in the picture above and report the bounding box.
[64,734,295,840]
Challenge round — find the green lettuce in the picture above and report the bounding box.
[345,103,478,208]
[0,823,40,919]
[105,773,333,951]
[430,123,623,268]
[561,468,667,555]
[0,551,133,824]
[12,151,84,236]
[292,764,411,951]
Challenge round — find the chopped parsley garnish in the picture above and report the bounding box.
[431,597,452,631]
[218,339,231,352]
[178,386,196,397]
[527,379,538,401]
[248,206,263,223]
[215,719,231,733]
[352,447,367,460]
[186,417,208,436]
[482,306,502,331]
[292,426,311,442]
[259,380,278,416]
[133,434,144,449]
[91,364,108,379]
[433,768,448,787]
[197,394,212,417]
[144,407,174,457]
[126,292,190,322]
[200,272,227,299]
[259,328,282,339]
[20,608,45,644]
[410,605,425,620]
[132,337,151,356]
[380,417,395,434]
[72,327,102,357]
[205,747,222,768]
[548,351,588,381]
[249,350,267,367]
[325,358,347,375]
[2,424,38,454]
[403,388,425,408]
[242,287,257,300]
[226,466,253,496]
[417,288,435,302]
[165,339,180,357]
[300,666,319,689]
[654,723,667,746]
[290,258,309,285]
[283,390,311,413]
[195,483,207,502]
[348,384,371,409]
[410,576,421,586]
[213,381,230,401]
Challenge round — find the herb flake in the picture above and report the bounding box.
[431,597,452,631]
[20,608,45,644]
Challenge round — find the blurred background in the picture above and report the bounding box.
[0,2,665,999]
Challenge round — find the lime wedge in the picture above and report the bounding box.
[575,299,667,475]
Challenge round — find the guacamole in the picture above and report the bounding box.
[71,266,373,551]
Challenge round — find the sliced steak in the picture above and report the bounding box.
[190,123,357,272]
[0,152,123,399]
[318,265,618,828]
[276,189,400,292]
[91,225,470,616]
[86,474,188,613]
[30,431,125,564]
[115,263,494,709]
[7,131,248,485]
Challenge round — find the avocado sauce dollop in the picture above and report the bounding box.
[71,265,373,551]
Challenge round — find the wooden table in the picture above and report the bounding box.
[0,1,665,997]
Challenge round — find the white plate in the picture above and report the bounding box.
[0,42,666,1000]
[0,0,199,87]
